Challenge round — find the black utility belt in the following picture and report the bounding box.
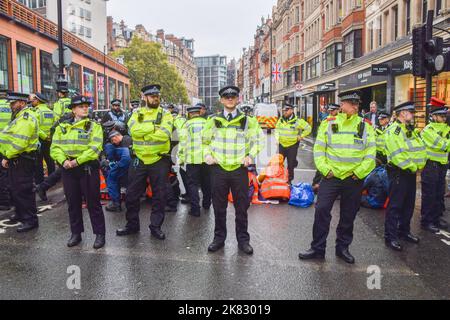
[387,163,415,175]
[426,160,448,168]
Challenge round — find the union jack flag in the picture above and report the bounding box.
[97,76,105,92]
[272,63,282,83]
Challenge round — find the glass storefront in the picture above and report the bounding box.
[108,77,116,104]
[124,84,129,110]
[17,43,34,94]
[436,72,450,105]
[0,36,9,90]
[118,81,124,104]
[40,51,57,103]
[67,63,81,95]
[83,67,95,105]
[97,73,106,110]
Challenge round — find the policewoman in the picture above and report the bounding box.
[0,92,39,232]
[0,89,12,211]
[275,102,312,183]
[375,112,391,165]
[299,90,376,264]
[384,102,427,252]
[116,84,173,240]
[50,95,106,249]
[202,86,264,255]
[30,93,56,185]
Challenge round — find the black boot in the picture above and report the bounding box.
[336,248,355,264]
[93,235,105,249]
[150,227,166,240]
[36,185,48,202]
[116,227,139,236]
[298,248,325,260]
[67,234,82,247]
[17,222,39,233]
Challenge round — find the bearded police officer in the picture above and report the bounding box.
[0,92,40,232]
[299,90,376,264]
[384,102,427,252]
[202,86,264,255]
[30,93,56,185]
[420,98,450,233]
[275,102,312,184]
[102,99,128,132]
[116,84,173,240]
[375,112,391,165]
[0,89,12,211]
[179,104,211,217]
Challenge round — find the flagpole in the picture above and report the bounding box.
[269,24,273,104]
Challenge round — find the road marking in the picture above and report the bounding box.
[0,220,20,228]
[441,240,450,246]
[38,205,54,213]
[0,228,5,234]
[437,230,450,240]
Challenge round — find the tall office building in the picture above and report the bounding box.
[17,0,108,51]
[195,55,227,108]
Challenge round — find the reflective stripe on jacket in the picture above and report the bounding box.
[420,122,450,165]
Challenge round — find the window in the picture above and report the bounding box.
[369,22,374,51]
[124,84,129,110]
[324,45,335,71]
[108,78,117,103]
[97,74,106,109]
[344,32,354,62]
[422,0,428,23]
[67,63,81,94]
[354,29,362,58]
[406,0,411,34]
[83,68,95,105]
[0,37,10,90]
[336,43,343,66]
[306,56,320,80]
[294,66,300,82]
[118,81,124,104]
[378,16,382,47]
[393,6,398,40]
[17,43,34,94]
[40,51,57,103]
[295,6,300,23]
[436,0,442,15]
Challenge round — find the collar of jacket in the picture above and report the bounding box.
[217,110,243,121]
[282,115,297,123]
[337,112,360,123]
[139,106,163,116]
[63,117,90,128]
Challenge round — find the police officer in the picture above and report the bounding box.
[129,100,141,115]
[30,93,56,185]
[199,103,210,119]
[203,86,264,255]
[104,130,132,212]
[53,85,71,121]
[0,89,12,211]
[326,104,340,118]
[50,95,106,249]
[239,104,254,117]
[102,99,128,131]
[179,104,211,217]
[384,102,427,252]
[375,112,391,165]
[420,98,450,233]
[116,84,173,240]
[0,92,40,232]
[275,102,312,184]
[299,90,376,264]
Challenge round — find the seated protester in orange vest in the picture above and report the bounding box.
[260,154,291,201]
[228,164,266,205]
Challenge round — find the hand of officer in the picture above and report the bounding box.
[297,136,303,142]
[1,159,8,169]
[69,160,79,168]
[63,160,72,170]
[326,171,334,179]
[205,155,217,166]
[243,156,253,167]
[351,174,360,181]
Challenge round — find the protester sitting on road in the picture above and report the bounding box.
[260,154,291,201]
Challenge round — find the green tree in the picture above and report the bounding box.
[112,37,190,104]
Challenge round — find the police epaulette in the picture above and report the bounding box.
[394,126,401,135]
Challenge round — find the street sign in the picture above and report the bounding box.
[52,46,72,68]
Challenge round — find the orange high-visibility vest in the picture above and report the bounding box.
[260,164,291,200]
[228,171,263,205]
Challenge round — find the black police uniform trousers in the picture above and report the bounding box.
[186,164,212,213]
[61,162,105,235]
[211,165,250,245]
[9,157,38,225]
[421,160,447,227]
[39,166,62,191]
[35,139,56,185]
[125,157,170,231]
[0,155,11,207]
[279,143,299,182]
[311,176,364,253]
[385,167,417,242]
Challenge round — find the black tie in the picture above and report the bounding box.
[227,113,233,122]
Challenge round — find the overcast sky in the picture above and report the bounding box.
[107,0,275,60]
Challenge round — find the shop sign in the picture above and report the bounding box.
[391,54,413,75]
[372,64,390,76]
[339,68,386,90]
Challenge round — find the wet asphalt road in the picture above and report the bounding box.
[0,134,449,300]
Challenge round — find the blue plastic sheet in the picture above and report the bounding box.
[289,183,315,208]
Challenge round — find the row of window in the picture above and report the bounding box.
[0,36,128,109]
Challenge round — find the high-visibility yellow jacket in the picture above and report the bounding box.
[375,126,389,156]
[314,113,377,180]
[53,97,72,121]
[275,116,312,148]
[179,116,206,165]
[35,103,55,141]
[0,107,39,159]
[385,121,427,173]
[0,99,11,132]
[50,118,103,166]
[127,106,173,165]
[420,122,450,165]
[202,112,264,172]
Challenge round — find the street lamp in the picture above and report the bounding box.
[56,0,67,90]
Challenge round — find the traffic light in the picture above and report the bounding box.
[412,26,426,77]
[424,36,444,74]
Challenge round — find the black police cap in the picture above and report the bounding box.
[187,105,202,113]
[70,95,90,109]
[430,107,448,116]
[393,101,416,113]
[338,90,362,102]
[326,103,340,111]
[7,92,29,102]
[141,84,161,96]
[111,99,122,105]
[219,86,240,98]
[34,92,48,103]
[378,112,391,119]
[283,102,295,110]
[196,103,207,109]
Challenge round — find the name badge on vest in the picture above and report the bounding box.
[78,133,89,140]
[354,138,364,145]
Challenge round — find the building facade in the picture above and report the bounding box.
[241,0,450,132]
[195,55,227,108]
[17,0,108,52]
[0,0,129,109]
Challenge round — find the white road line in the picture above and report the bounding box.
[441,240,450,246]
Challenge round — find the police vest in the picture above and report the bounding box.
[179,117,206,165]
[276,116,312,148]
[109,111,126,124]
[420,122,450,165]
[36,103,55,140]
[0,99,11,131]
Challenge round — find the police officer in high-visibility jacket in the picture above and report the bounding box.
[299,90,376,264]
[0,89,12,211]
[50,95,106,249]
[116,84,173,240]
[179,104,211,217]
[275,103,312,184]
[375,112,391,165]
[30,93,56,185]
[53,85,72,121]
[420,98,450,234]
[202,86,264,255]
[383,102,427,252]
[0,92,40,232]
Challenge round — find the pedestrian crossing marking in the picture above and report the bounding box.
[441,240,450,246]
[437,230,450,240]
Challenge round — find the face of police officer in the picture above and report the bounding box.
[329,109,340,117]
[398,110,414,123]
[340,101,359,115]
[200,107,207,116]
[145,94,160,108]
[73,104,89,119]
[380,118,390,127]
[220,95,239,110]
[30,97,40,107]
[112,103,121,112]
[433,114,447,124]
[188,111,200,119]
[283,108,294,118]
[10,100,26,112]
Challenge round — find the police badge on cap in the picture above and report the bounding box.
[338,90,362,103]
[141,84,161,96]
[69,95,90,109]
[219,86,240,98]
